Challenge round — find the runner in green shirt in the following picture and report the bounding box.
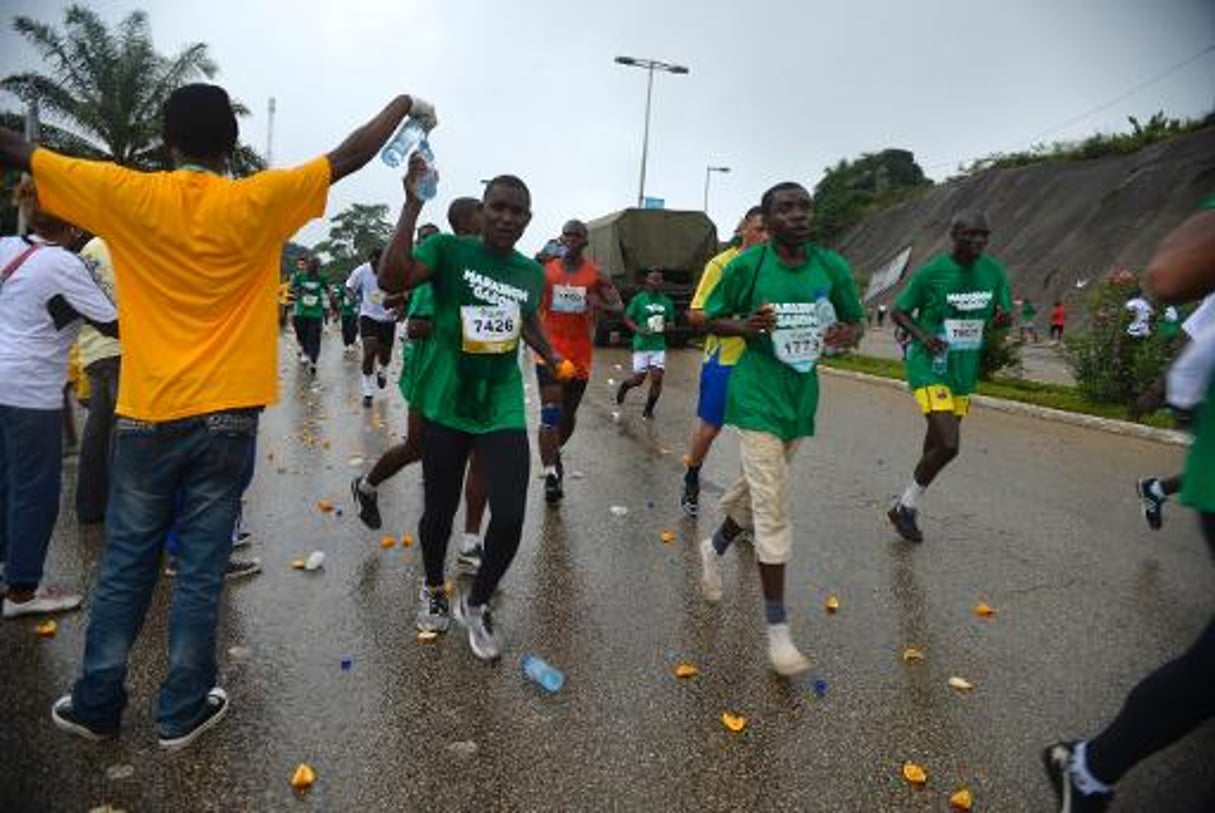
[1044,195,1215,812]
[1020,298,1038,343]
[290,257,328,376]
[331,281,359,354]
[699,181,864,677]
[615,271,677,418]
[377,162,562,661]
[887,211,1012,543]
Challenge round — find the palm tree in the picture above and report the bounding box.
[2,4,264,173]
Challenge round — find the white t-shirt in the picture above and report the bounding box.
[1181,294,1215,340]
[345,262,391,322]
[1125,297,1153,338]
[0,235,117,409]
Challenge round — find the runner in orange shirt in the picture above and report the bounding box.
[535,219,622,503]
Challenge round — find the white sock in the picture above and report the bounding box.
[361,375,374,396]
[900,482,926,509]
[357,476,376,496]
[544,465,558,477]
[1070,741,1112,796]
[1148,479,1167,500]
[461,532,481,552]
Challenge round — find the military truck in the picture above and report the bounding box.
[584,208,719,347]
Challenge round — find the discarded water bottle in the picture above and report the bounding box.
[416,139,438,201]
[521,653,565,693]
[813,296,837,330]
[381,118,426,168]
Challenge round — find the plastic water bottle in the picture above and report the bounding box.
[521,653,565,693]
[381,118,426,168]
[416,139,438,201]
[931,337,949,376]
[813,297,838,331]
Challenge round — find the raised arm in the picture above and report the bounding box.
[377,154,431,294]
[326,95,435,184]
[0,127,35,172]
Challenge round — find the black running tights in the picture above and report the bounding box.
[1088,511,1215,783]
[419,420,529,607]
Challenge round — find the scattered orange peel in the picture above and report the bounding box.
[379,535,396,549]
[290,763,316,790]
[902,647,926,662]
[316,499,335,513]
[825,595,840,613]
[290,558,307,569]
[673,662,699,679]
[973,601,997,618]
[555,359,577,380]
[949,788,974,810]
[35,619,58,638]
[659,530,676,544]
[721,712,747,733]
[443,580,454,596]
[401,533,414,548]
[902,761,928,786]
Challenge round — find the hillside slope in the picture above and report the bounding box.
[836,127,1215,308]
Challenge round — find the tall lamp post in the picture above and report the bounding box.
[703,165,730,212]
[614,55,689,208]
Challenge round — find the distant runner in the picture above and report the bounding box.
[346,247,397,407]
[616,270,676,419]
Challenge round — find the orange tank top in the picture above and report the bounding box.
[539,257,601,378]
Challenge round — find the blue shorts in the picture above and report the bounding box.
[696,355,733,428]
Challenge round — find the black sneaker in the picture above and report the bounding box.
[308,363,317,377]
[1136,478,1165,531]
[680,479,699,517]
[1042,741,1113,812]
[887,503,923,543]
[456,544,483,575]
[416,584,451,633]
[362,394,373,408]
[158,687,229,751]
[232,530,252,549]
[350,476,382,530]
[641,408,654,420]
[376,370,387,389]
[544,472,563,504]
[224,558,261,581]
[615,383,627,405]
[51,695,118,741]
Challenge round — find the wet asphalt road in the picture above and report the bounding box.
[2,328,1212,812]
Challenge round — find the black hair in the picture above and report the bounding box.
[447,198,481,232]
[366,246,384,264]
[760,182,807,216]
[562,219,587,235]
[744,205,764,220]
[484,174,530,205]
[161,84,239,160]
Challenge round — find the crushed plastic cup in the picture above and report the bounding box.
[947,676,975,691]
[290,558,307,569]
[609,505,629,517]
[304,551,325,571]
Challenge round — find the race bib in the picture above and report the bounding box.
[772,327,823,373]
[461,304,521,354]
[551,284,587,314]
[943,318,984,350]
[646,314,666,333]
[301,294,319,307]
[370,290,384,305]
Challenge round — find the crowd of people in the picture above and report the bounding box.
[0,84,1211,812]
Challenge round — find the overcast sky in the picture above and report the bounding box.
[2,0,1213,256]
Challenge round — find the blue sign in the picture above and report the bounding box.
[642,196,665,210]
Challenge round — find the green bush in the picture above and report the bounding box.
[1063,270,1176,404]
[979,324,1021,381]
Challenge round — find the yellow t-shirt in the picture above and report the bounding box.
[76,236,121,368]
[31,149,330,420]
[690,246,745,366]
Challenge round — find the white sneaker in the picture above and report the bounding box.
[3,586,83,618]
[699,537,723,603]
[767,623,811,676]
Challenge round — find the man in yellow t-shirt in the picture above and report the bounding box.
[0,82,437,750]
[680,207,767,516]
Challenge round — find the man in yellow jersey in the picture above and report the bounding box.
[0,83,437,750]
[681,206,766,516]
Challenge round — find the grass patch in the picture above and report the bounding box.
[820,352,1177,429]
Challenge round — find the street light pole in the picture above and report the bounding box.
[703,165,730,212]
[615,56,689,208]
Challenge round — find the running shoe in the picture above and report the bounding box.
[454,589,501,661]
[456,539,483,575]
[2,586,83,618]
[767,623,811,677]
[51,695,117,741]
[158,687,229,751]
[1135,477,1165,531]
[641,408,654,420]
[1042,741,1113,812]
[376,370,387,389]
[232,530,252,549]
[680,479,699,517]
[224,559,261,581]
[351,476,382,530]
[544,472,563,504]
[887,502,924,544]
[362,395,373,408]
[416,584,451,633]
[308,363,317,377]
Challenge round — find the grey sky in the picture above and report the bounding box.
[2,0,1213,258]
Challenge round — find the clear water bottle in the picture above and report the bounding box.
[931,337,949,376]
[416,139,438,201]
[381,118,426,168]
[521,653,565,693]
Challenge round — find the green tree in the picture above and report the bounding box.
[1,5,264,173]
[312,203,394,282]
[812,149,932,243]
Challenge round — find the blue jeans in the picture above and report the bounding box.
[165,434,257,556]
[71,409,258,736]
[0,404,63,590]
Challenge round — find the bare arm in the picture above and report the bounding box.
[1146,209,1215,303]
[326,95,415,184]
[706,305,776,338]
[522,311,559,367]
[891,306,945,355]
[589,267,623,315]
[0,127,34,172]
[377,154,430,294]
